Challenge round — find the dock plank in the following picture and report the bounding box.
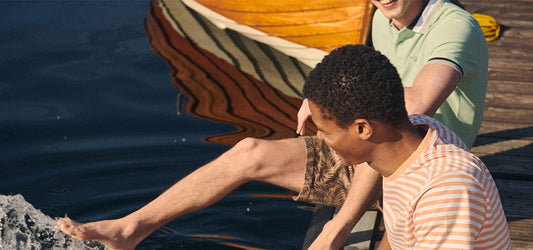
[477,120,532,136]
[508,218,533,250]
[481,107,532,124]
[461,0,533,248]
[495,179,533,219]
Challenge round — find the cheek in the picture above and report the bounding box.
[323,133,344,149]
[331,149,357,166]
[328,137,354,157]
[330,137,365,165]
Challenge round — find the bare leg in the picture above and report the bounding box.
[57,137,307,250]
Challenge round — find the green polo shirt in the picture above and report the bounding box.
[372,0,488,148]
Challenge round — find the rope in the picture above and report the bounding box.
[473,13,501,42]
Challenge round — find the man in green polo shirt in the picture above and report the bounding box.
[298,0,488,148]
[371,0,488,148]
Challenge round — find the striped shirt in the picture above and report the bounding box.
[383,114,511,249]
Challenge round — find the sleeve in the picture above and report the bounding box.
[426,11,486,80]
[412,171,487,249]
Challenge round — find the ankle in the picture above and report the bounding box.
[120,220,139,239]
[118,216,156,245]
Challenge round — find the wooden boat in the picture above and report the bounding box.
[180,0,374,65]
[153,0,374,99]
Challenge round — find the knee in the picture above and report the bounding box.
[233,137,263,161]
[230,137,268,174]
[228,137,303,182]
[234,137,260,150]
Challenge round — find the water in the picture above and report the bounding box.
[0,1,312,249]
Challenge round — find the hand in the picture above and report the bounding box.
[296,98,312,135]
[308,219,351,250]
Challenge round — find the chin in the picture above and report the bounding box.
[337,152,363,166]
[341,158,356,166]
[341,157,365,166]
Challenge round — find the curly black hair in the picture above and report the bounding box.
[303,45,408,128]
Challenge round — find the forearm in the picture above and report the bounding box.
[334,163,382,229]
[377,231,392,250]
[403,62,461,116]
[404,86,440,116]
[309,163,382,249]
[311,163,382,249]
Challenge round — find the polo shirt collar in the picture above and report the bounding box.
[410,0,445,33]
[389,0,445,34]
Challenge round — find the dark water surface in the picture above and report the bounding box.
[0,1,312,249]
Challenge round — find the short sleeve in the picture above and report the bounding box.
[426,11,486,80]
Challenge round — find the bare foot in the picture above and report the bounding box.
[56,217,143,250]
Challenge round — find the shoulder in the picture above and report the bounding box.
[409,114,468,150]
[435,1,479,26]
[408,115,491,180]
[428,2,484,43]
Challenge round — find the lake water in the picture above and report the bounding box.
[0,1,313,249]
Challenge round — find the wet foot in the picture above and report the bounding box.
[56,217,141,250]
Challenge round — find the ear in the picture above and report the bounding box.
[352,119,373,141]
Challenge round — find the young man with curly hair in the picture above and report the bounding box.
[293,0,490,246]
[57,0,492,248]
[302,45,510,249]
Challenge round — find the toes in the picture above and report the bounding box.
[56,218,72,233]
[56,217,83,239]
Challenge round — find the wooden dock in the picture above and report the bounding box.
[459,0,533,249]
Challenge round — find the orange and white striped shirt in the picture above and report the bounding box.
[383,114,511,249]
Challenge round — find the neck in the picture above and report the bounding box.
[368,122,425,177]
[391,0,428,30]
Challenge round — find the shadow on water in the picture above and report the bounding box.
[0,0,316,249]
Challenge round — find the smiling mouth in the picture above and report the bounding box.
[379,0,397,5]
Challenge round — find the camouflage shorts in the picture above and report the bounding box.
[292,136,357,207]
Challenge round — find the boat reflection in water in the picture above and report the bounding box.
[146,0,319,146]
[147,0,374,145]
[144,0,372,248]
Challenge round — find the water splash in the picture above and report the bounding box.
[0,194,106,250]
